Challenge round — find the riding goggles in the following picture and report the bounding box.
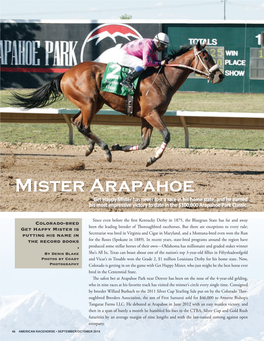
[159,42,168,49]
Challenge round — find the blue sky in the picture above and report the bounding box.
[1,0,264,21]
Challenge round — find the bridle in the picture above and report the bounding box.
[166,46,220,82]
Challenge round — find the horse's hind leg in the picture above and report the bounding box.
[84,136,95,157]
[111,118,153,152]
[71,111,95,156]
[85,129,112,162]
[61,66,111,161]
[143,110,170,167]
[72,102,112,162]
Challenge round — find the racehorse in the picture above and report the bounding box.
[10,42,224,167]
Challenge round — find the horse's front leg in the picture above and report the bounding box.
[143,110,170,167]
[111,118,153,152]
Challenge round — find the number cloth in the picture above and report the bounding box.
[101,63,140,95]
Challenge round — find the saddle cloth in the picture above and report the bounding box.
[101,63,140,96]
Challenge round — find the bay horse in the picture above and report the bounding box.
[10,42,224,167]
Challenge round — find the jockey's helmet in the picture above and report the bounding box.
[154,33,170,49]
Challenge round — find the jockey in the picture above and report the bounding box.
[120,32,169,91]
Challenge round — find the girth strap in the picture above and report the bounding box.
[126,94,134,116]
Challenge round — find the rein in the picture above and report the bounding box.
[166,47,219,82]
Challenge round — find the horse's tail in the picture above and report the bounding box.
[9,73,64,109]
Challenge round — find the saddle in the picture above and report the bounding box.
[101,63,140,116]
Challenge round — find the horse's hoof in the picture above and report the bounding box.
[105,152,112,162]
[85,149,93,157]
[146,157,157,167]
[110,144,121,151]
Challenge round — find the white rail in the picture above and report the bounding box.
[1,108,264,147]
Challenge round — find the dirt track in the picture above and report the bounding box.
[0,142,263,212]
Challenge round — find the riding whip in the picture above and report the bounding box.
[146,66,163,96]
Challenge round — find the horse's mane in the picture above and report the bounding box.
[165,45,193,63]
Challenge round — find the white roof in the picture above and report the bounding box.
[1,19,264,24]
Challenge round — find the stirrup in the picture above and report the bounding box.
[121,80,133,91]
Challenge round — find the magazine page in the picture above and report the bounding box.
[1,18,264,341]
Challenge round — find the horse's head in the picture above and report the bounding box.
[193,42,224,84]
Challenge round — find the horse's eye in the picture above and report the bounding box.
[204,56,209,61]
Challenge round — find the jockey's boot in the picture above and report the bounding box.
[121,70,141,92]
